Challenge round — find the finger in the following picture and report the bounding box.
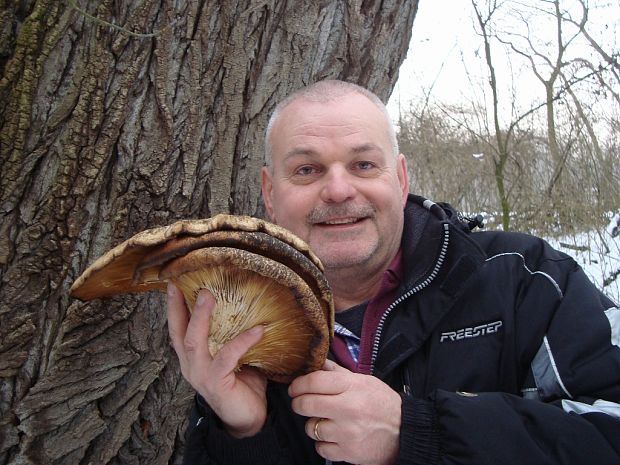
[315,441,346,463]
[305,417,335,443]
[210,325,265,376]
[321,359,349,372]
[291,392,343,419]
[167,283,190,354]
[184,289,215,360]
[289,369,350,397]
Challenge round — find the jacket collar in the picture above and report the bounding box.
[372,195,487,378]
[400,195,448,291]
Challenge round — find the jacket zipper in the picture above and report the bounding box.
[370,223,450,376]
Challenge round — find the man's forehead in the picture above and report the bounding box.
[275,98,386,138]
[284,92,375,114]
[281,142,385,160]
[266,90,396,164]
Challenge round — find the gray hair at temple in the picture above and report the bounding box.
[264,80,400,170]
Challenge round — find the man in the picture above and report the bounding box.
[167,80,620,464]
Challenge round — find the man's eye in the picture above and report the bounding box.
[295,166,316,176]
[356,161,375,170]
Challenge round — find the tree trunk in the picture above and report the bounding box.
[0,0,418,463]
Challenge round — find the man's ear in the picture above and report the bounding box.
[261,166,275,221]
[397,153,409,205]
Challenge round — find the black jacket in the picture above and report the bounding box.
[183,195,620,464]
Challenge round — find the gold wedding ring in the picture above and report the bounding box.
[313,417,326,441]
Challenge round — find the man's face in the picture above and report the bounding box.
[261,92,409,276]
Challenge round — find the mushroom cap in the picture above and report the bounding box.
[70,215,325,298]
[70,215,334,382]
[136,230,333,328]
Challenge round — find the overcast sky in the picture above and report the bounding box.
[387,0,620,122]
[387,1,474,117]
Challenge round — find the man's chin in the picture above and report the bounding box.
[315,249,374,271]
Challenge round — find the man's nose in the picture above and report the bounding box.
[319,166,357,203]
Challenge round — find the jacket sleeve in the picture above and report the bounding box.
[397,243,620,465]
[182,385,321,465]
[399,389,620,465]
[182,394,285,465]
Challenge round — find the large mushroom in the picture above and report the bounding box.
[70,215,334,383]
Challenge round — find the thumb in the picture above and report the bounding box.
[211,325,265,376]
[321,358,350,373]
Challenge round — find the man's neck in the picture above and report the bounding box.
[326,267,386,312]
[325,247,404,312]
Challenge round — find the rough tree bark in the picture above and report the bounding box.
[0,1,418,463]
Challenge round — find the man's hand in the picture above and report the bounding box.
[167,283,268,438]
[289,359,401,465]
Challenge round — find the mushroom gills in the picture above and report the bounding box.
[172,267,316,379]
[160,246,329,382]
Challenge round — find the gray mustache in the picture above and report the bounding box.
[307,204,376,223]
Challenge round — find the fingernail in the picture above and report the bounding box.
[167,282,176,297]
[323,359,336,370]
[249,325,264,335]
[196,291,206,306]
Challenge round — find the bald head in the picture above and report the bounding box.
[264,80,399,169]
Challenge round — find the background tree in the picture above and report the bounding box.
[399,0,618,229]
[0,1,419,463]
[396,0,619,298]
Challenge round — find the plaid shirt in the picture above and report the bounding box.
[334,322,361,364]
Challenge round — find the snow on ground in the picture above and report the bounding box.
[546,213,620,305]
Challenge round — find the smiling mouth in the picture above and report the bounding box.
[319,217,365,226]
[308,204,375,227]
